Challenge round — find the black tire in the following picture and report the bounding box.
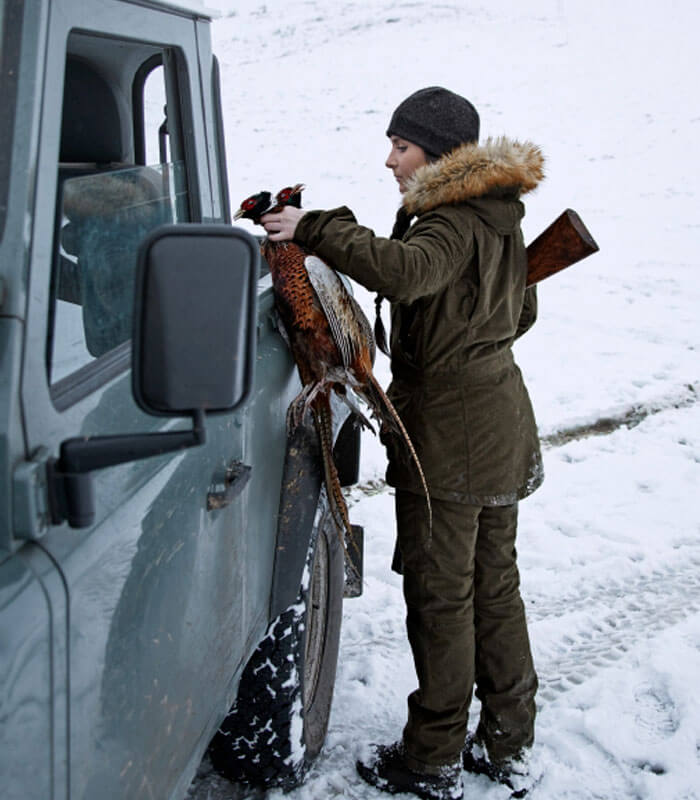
[208,490,344,791]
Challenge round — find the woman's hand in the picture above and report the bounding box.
[261,206,306,242]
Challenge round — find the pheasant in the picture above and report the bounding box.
[234,185,431,553]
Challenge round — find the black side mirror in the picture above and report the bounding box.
[134,224,258,414]
[47,224,260,529]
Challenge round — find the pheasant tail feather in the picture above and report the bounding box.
[365,374,433,537]
[312,393,363,571]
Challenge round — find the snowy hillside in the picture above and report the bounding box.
[192,2,700,798]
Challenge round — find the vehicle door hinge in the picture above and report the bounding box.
[13,448,51,540]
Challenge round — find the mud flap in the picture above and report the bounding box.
[344,524,364,597]
[269,419,322,621]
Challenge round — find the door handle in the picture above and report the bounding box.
[207,461,252,511]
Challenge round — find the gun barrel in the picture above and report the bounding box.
[526,209,599,287]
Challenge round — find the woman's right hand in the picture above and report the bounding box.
[261,206,306,242]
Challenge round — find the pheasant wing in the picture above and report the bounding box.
[304,254,374,367]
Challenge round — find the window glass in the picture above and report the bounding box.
[49,45,190,390]
[51,161,187,382]
[143,65,168,165]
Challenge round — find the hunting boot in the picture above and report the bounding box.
[357,741,463,800]
[462,734,539,798]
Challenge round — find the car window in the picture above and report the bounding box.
[48,45,190,393]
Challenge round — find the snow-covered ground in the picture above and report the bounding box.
[195,1,700,798]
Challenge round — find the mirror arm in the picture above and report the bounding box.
[47,410,206,528]
[57,409,205,473]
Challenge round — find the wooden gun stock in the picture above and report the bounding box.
[526,209,599,287]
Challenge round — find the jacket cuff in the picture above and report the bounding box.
[294,206,357,249]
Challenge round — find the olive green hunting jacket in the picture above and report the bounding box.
[294,137,545,505]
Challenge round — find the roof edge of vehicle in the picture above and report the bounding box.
[122,0,221,20]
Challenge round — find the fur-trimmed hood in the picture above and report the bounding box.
[402,137,545,216]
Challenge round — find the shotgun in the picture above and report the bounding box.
[526,209,599,287]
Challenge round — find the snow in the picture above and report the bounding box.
[197,1,700,798]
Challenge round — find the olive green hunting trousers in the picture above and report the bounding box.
[394,490,537,770]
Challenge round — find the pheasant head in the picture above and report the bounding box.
[275,184,305,208]
[234,191,273,224]
[234,185,305,225]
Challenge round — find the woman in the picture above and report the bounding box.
[262,86,544,800]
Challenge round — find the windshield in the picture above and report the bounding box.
[0,0,22,241]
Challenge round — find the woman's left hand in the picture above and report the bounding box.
[261,206,306,242]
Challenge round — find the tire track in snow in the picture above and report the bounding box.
[528,552,700,703]
[539,382,698,448]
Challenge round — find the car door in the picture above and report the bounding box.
[16,3,295,798]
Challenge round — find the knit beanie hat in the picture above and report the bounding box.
[386,86,480,158]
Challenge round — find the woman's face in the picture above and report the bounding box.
[385,136,428,193]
